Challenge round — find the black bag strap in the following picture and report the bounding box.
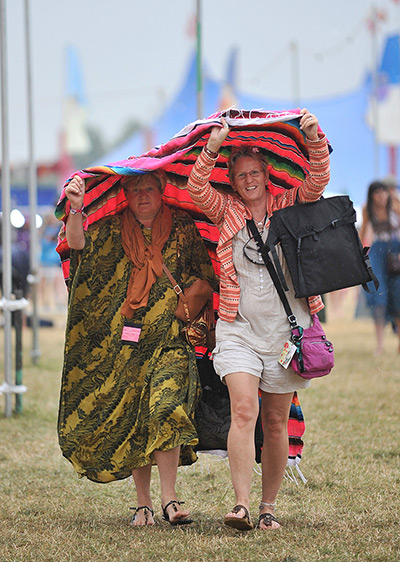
[246,219,298,329]
[263,219,288,291]
[361,247,380,293]
[269,244,289,292]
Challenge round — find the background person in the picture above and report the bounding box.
[39,213,66,312]
[187,109,330,530]
[359,180,400,354]
[382,175,400,202]
[58,171,216,526]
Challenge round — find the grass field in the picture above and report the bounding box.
[1,294,399,562]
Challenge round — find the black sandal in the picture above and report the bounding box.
[257,512,280,529]
[129,505,154,525]
[162,500,193,526]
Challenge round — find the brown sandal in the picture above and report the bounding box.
[257,512,280,529]
[223,504,253,531]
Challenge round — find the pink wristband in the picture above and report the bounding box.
[70,204,85,215]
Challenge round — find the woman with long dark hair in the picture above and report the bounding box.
[359,180,400,354]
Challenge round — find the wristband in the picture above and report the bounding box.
[203,146,218,159]
[70,204,85,215]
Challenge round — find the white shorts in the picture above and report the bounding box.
[212,339,310,394]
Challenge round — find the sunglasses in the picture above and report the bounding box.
[242,236,265,265]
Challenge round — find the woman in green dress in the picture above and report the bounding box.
[58,171,216,526]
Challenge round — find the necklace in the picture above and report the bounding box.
[254,213,268,232]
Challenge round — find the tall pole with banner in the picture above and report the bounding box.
[290,40,300,109]
[24,0,40,368]
[371,5,380,177]
[196,0,203,120]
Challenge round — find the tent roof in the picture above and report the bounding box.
[92,35,400,208]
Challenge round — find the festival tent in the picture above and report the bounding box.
[238,35,400,207]
[91,52,221,166]
[365,32,400,181]
[237,82,387,207]
[95,35,400,208]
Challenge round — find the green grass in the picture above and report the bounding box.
[1,306,399,562]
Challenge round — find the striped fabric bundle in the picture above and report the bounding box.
[55,108,331,281]
[288,391,306,482]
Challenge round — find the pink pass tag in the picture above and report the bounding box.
[121,322,142,345]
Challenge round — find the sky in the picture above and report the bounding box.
[2,0,400,164]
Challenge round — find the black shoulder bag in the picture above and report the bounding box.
[265,196,379,298]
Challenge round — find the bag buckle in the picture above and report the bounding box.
[291,323,303,344]
[291,332,303,344]
[173,284,182,295]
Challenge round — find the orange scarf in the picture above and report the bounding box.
[120,203,172,318]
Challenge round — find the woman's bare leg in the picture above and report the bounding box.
[258,391,293,530]
[394,318,400,353]
[374,321,385,355]
[131,464,155,526]
[374,305,386,355]
[154,447,190,523]
[224,372,260,521]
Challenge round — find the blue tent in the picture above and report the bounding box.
[92,52,221,165]
[95,35,400,208]
[237,81,388,206]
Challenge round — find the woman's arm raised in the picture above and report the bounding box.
[65,176,86,250]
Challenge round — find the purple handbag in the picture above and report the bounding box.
[290,314,334,379]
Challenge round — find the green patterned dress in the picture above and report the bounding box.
[58,209,216,483]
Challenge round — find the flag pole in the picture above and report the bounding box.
[24,0,40,368]
[290,40,300,108]
[196,0,203,119]
[370,5,380,177]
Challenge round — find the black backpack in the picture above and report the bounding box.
[265,195,379,298]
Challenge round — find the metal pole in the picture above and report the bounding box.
[196,0,203,119]
[0,0,14,417]
[24,0,40,364]
[14,289,23,414]
[371,5,380,177]
[290,41,300,108]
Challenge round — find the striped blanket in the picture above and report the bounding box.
[55,108,331,281]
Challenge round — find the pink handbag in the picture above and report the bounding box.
[290,314,334,379]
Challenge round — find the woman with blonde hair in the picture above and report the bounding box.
[187,109,330,530]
